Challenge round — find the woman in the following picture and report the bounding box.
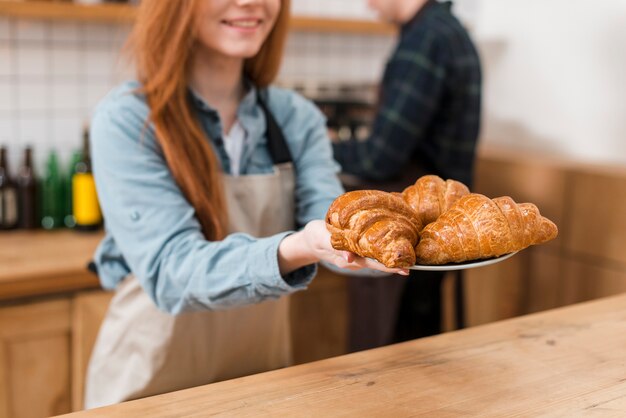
[85,0,408,408]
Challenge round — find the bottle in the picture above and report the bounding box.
[40,150,64,230]
[64,150,82,228]
[73,128,102,231]
[17,147,38,229]
[0,147,19,229]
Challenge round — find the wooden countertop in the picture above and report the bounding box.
[0,230,103,301]
[62,293,626,417]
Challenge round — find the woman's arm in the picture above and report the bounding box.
[91,93,316,315]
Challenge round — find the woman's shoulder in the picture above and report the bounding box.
[93,80,150,121]
[90,81,159,151]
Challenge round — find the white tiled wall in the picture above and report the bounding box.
[0,14,394,175]
[292,0,377,20]
[0,16,134,172]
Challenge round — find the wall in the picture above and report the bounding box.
[475,0,626,166]
[0,9,394,174]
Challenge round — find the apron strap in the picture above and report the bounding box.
[257,90,293,165]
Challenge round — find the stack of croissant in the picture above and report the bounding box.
[325,175,558,268]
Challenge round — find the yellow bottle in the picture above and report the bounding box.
[72,128,102,231]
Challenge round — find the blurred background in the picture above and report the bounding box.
[1,0,625,416]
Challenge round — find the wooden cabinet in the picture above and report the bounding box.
[290,266,348,365]
[0,299,72,418]
[71,291,114,411]
[0,272,348,415]
[465,148,626,326]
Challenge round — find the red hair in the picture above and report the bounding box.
[128,0,291,239]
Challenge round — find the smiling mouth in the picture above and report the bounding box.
[222,19,263,29]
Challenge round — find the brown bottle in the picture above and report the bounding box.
[17,147,38,229]
[0,147,19,229]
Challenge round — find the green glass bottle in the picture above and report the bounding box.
[41,150,64,229]
[64,150,82,228]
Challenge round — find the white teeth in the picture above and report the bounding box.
[227,20,259,28]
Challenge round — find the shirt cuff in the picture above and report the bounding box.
[255,231,317,296]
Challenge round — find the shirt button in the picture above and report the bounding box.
[130,211,140,221]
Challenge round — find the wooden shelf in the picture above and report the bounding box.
[0,1,135,24]
[0,1,395,35]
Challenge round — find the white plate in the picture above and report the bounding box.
[408,251,518,271]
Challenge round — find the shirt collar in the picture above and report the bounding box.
[187,80,267,173]
[188,79,258,116]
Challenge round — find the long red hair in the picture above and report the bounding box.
[128,0,290,240]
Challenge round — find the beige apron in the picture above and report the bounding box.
[85,163,296,408]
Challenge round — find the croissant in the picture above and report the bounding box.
[326,190,422,268]
[415,193,558,264]
[402,175,470,228]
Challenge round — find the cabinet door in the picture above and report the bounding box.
[0,298,72,418]
[290,266,348,365]
[71,290,113,411]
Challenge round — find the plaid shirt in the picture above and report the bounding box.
[332,0,482,187]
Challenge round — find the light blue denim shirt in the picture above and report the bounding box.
[90,81,344,314]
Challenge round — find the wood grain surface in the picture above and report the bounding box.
[0,230,102,300]
[61,293,626,417]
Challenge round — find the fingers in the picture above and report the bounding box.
[342,251,355,263]
[334,251,409,276]
[358,257,409,276]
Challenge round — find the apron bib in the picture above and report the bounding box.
[85,93,297,408]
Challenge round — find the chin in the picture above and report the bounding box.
[216,40,262,58]
[230,47,265,59]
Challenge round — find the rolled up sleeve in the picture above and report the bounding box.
[91,97,314,315]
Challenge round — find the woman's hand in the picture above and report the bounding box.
[278,220,409,277]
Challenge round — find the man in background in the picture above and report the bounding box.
[333,0,482,346]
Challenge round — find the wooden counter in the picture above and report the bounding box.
[61,292,626,417]
[0,230,102,301]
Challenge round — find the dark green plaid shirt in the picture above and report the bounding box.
[332,0,482,187]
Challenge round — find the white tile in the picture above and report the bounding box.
[80,23,115,44]
[15,20,49,41]
[290,1,306,16]
[51,21,80,44]
[111,60,135,84]
[51,46,83,78]
[16,45,50,77]
[52,116,83,153]
[18,116,50,167]
[0,82,14,112]
[51,82,83,111]
[0,118,17,147]
[16,82,49,113]
[0,41,15,77]
[86,81,114,112]
[85,46,116,78]
[292,0,315,16]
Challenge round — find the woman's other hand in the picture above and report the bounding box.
[278,220,409,277]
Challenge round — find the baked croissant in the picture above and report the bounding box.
[415,193,558,264]
[326,190,422,268]
[402,175,470,227]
